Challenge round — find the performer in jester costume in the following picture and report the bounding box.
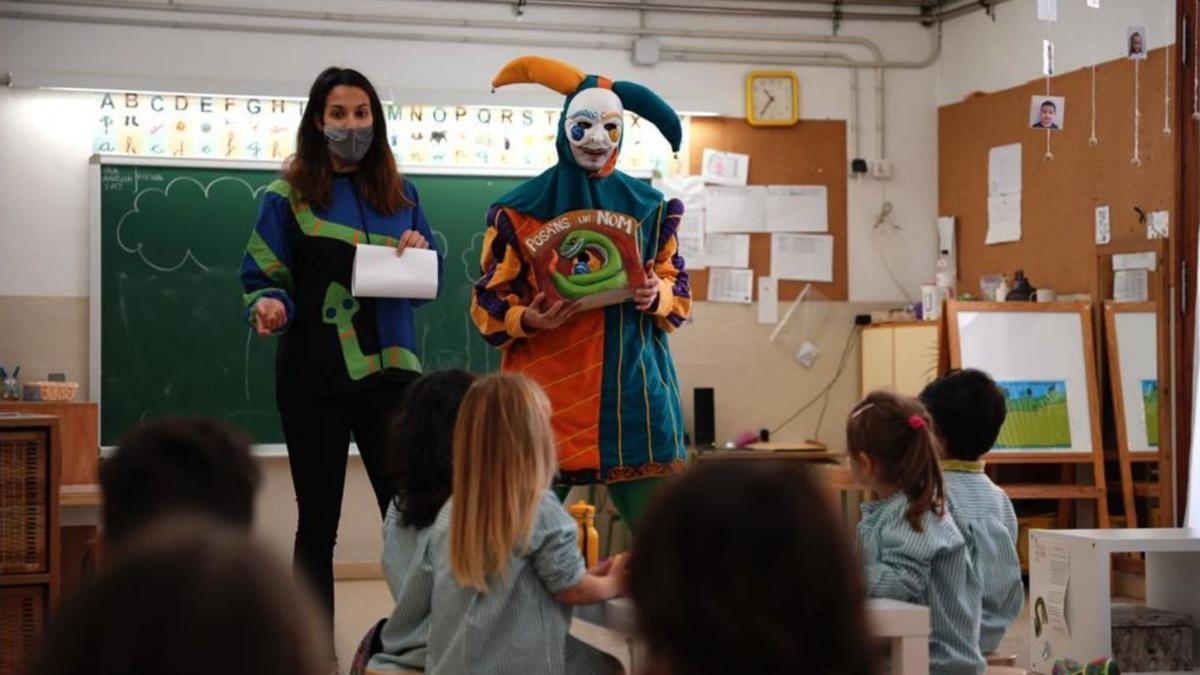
[471,56,692,528]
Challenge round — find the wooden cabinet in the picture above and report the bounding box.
[861,322,940,397]
[0,402,96,486]
[0,415,61,675]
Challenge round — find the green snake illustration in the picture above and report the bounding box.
[322,282,381,380]
[550,230,629,300]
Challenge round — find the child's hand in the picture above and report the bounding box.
[603,553,630,596]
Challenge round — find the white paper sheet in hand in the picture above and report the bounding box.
[352,244,439,299]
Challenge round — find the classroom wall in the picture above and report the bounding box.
[1,1,938,564]
[938,0,1176,106]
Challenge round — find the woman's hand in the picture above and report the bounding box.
[520,292,580,333]
[254,298,288,336]
[396,229,429,255]
[633,261,661,312]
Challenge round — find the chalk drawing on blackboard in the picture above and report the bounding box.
[244,327,253,403]
[116,175,267,273]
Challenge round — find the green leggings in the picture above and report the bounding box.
[553,478,663,533]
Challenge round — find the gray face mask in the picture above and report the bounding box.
[323,125,374,164]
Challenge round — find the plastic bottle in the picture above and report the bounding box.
[994,275,1010,302]
[567,501,600,568]
[935,250,957,301]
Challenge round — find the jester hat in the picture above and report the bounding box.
[490,55,683,223]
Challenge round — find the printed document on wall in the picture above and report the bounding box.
[770,234,833,282]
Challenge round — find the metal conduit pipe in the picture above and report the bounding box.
[14,0,919,66]
[421,0,950,22]
[1,0,950,160]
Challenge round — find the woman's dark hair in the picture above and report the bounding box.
[919,368,1007,461]
[387,369,477,528]
[30,516,327,675]
[100,417,260,551]
[630,462,876,675]
[847,391,946,532]
[284,66,412,214]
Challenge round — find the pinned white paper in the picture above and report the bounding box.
[652,175,707,211]
[351,245,439,299]
[1095,205,1111,245]
[677,212,707,269]
[1113,251,1157,272]
[1114,269,1149,302]
[706,186,766,233]
[1148,210,1169,239]
[986,194,1022,245]
[703,233,751,268]
[1087,0,1099,8]
[757,277,779,324]
[765,186,828,233]
[708,268,754,304]
[701,149,750,186]
[770,234,833,282]
[988,143,1022,198]
[1038,0,1057,22]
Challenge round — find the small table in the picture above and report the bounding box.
[592,597,930,675]
[1029,528,1200,674]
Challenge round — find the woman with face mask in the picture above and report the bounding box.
[239,67,440,665]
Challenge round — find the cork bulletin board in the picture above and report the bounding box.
[938,46,1176,301]
[686,117,848,302]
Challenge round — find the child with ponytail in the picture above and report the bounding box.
[847,391,986,675]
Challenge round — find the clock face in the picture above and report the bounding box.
[751,76,795,121]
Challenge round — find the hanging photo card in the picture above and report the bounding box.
[1128,26,1148,60]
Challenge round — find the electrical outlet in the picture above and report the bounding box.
[871,159,893,179]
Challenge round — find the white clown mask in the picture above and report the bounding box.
[564,87,624,172]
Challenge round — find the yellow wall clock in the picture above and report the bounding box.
[745,71,799,126]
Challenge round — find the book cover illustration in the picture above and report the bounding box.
[522,209,647,311]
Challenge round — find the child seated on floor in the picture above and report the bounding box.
[921,369,1024,656]
[848,391,986,675]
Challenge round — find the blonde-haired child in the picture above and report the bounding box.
[427,373,623,674]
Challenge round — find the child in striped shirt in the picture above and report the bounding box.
[366,370,476,674]
[849,391,986,675]
[921,369,1024,656]
[429,373,623,675]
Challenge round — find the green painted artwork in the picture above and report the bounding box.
[1142,380,1159,447]
[995,380,1072,449]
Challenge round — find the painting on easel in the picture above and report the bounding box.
[1141,380,1159,448]
[995,380,1072,449]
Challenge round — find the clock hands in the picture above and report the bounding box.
[759,90,776,117]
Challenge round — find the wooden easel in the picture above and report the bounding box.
[1103,301,1174,528]
[944,301,1110,528]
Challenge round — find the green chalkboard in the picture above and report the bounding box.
[97,161,523,445]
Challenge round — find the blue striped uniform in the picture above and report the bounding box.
[942,461,1024,654]
[859,492,986,675]
[369,501,437,672]
[426,491,619,675]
